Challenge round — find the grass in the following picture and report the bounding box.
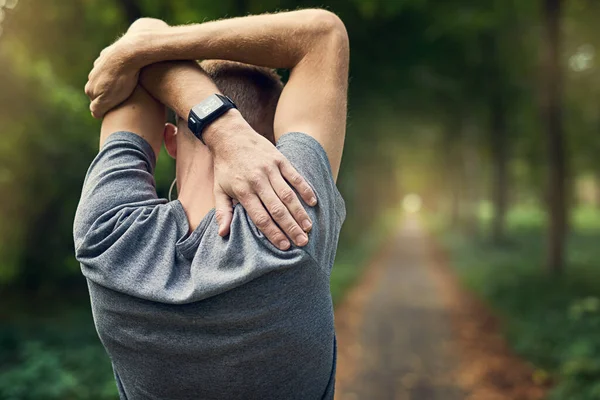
[433,205,600,400]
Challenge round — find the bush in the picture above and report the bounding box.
[435,207,600,400]
[0,308,118,400]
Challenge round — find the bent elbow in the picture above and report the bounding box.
[128,17,169,33]
[308,10,350,59]
[318,10,348,39]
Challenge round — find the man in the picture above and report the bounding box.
[75,9,348,400]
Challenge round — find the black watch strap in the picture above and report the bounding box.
[188,94,237,144]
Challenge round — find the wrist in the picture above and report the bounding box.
[202,109,253,152]
[132,26,195,68]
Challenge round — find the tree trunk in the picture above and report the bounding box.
[462,121,481,237]
[119,0,143,24]
[443,115,463,228]
[490,93,508,244]
[542,0,567,274]
[233,0,248,16]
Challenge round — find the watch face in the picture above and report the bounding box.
[193,95,225,119]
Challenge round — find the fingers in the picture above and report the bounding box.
[278,159,317,207]
[214,185,234,237]
[242,193,291,250]
[89,95,107,119]
[84,80,93,100]
[254,178,308,247]
[86,83,106,119]
[269,172,313,233]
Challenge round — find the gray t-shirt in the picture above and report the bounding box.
[73,131,345,400]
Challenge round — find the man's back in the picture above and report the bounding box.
[75,132,345,399]
[79,8,349,399]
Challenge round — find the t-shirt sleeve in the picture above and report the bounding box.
[73,132,188,299]
[74,132,163,246]
[276,133,346,273]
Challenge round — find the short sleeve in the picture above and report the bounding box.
[73,132,190,300]
[276,132,346,273]
[73,132,166,248]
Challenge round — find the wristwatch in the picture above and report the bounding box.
[187,94,237,144]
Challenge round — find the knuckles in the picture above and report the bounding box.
[273,156,285,167]
[248,173,263,189]
[280,189,296,203]
[272,234,285,244]
[287,223,302,235]
[290,174,303,185]
[269,205,286,219]
[234,186,250,200]
[261,163,274,175]
[254,214,271,229]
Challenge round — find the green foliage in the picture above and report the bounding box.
[0,0,417,291]
[0,306,117,400]
[1,0,600,397]
[0,1,406,396]
[0,342,117,400]
[435,207,600,399]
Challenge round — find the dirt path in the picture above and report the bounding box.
[334,215,546,400]
[334,216,464,400]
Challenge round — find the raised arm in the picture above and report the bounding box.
[87,9,349,179]
[145,10,349,177]
[99,84,166,156]
[90,17,318,250]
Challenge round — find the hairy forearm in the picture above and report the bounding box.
[99,85,166,155]
[134,9,344,70]
[140,61,215,119]
[127,19,244,150]
[139,60,252,151]
[85,16,322,247]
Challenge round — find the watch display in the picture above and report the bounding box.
[188,94,237,144]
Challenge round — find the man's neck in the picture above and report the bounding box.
[176,147,215,231]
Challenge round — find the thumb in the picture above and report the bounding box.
[214,185,234,237]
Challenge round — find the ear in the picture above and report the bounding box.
[163,123,178,159]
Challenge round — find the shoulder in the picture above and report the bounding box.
[98,131,157,167]
[276,132,345,221]
[275,133,346,272]
[276,132,331,167]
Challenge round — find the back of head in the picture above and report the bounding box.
[199,60,283,144]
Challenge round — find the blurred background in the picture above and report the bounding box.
[1,0,600,399]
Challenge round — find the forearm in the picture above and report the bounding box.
[139,61,216,120]
[85,17,321,248]
[100,85,166,155]
[139,61,252,151]
[127,18,243,150]
[134,9,340,70]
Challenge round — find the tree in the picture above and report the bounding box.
[119,0,143,24]
[481,31,511,244]
[542,0,567,274]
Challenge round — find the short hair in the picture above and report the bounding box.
[199,60,283,143]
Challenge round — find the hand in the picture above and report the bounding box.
[209,111,318,250]
[85,34,143,118]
